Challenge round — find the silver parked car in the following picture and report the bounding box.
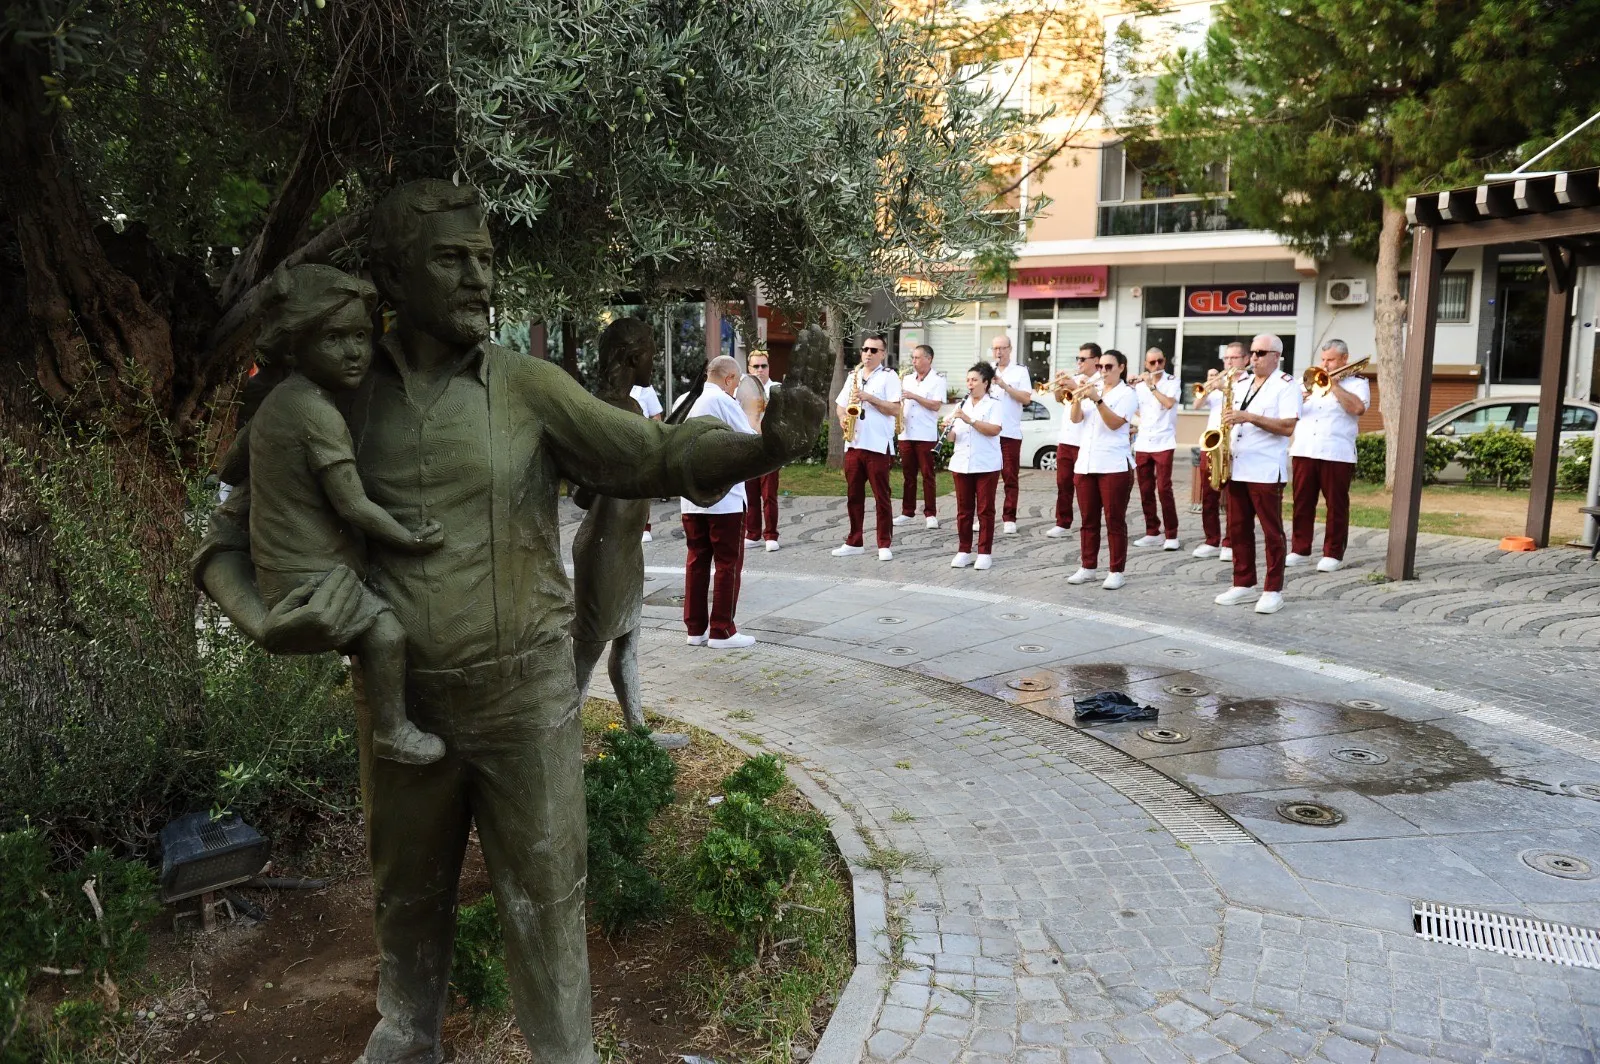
[1426,397,1600,481]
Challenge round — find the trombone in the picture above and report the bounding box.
[1302,356,1371,398]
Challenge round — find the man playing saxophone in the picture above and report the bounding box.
[1287,339,1370,572]
[1192,342,1247,560]
[833,333,903,561]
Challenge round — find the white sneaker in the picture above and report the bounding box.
[708,633,757,649]
[1218,547,1234,562]
[1133,534,1163,548]
[744,538,761,548]
[892,514,913,527]
[1163,539,1181,551]
[1254,591,1285,614]
[951,552,973,568]
[1285,552,1311,567]
[764,540,780,553]
[1192,543,1220,558]
[878,547,893,561]
[1003,521,1018,535]
[1214,585,1259,606]
[686,633,708,646]
[1045,525,1072,538]
[641,530,653,543]
[1316,556,1343,573]
[1067,567,1098,585]
[831,544,865,557]
[1102,572,1126,590]
[974,554,993,570]
[925,516,939,529]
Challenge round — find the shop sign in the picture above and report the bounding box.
[1011,265,1108,300]
[1183,283,1299,317]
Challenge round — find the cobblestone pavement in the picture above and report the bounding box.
[568,490,1600,1063]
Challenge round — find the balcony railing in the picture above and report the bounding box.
[1096,198,1252,237]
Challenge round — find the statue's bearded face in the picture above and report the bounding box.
[397,209,495,346]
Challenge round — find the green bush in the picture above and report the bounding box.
[0,828,159,1063]
[1457,424,1535,489]
[1559,435,1594,493]
[1354,433,1459,485]
[585,724,678,932]
[448,895,509,1013]
[1425,435,1461,484]
[691,755,829,963]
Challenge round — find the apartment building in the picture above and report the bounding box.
[899,1,1600,437]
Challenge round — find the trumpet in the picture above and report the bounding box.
[1303,356,1371,397]
[1066,377,1102,403]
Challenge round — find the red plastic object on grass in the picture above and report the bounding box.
[1499,535,1536,552]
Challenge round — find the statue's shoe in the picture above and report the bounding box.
[375,725,446,766]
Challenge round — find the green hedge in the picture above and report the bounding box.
[1354,433,1458,485]
[1457,424,1534,489]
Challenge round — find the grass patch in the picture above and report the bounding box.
[779,463,955,499]
[1284,482,1588,541]
[889,808,916,823]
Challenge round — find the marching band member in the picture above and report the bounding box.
[1046,343,1099,538]
[832,333,903,561]
[1215,334,1301,615]
[896,344,946,530]
[989,334,1033,535]
[1066,350,1139,590]
[1192,342,1248,560]
[680,356,758,648]
[944,363,1004,570]
[1132,346,1183,551]
[739,349,782,552]
[1288,339,1370,572]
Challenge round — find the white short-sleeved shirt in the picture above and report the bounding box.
[680,387,755,515]
[834,365,902,455]
[1290,375,1370,464]
[1133,374,1182,452]
[949,394,1003,474]
[994,363,1033,439]
[1075,381,1139,474]
[1229,371,1303,484]
[900,370,946,442]
[629,385,664,419]
[1057,376,1090,447]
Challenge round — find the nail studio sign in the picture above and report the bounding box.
[1183,284,1299,317]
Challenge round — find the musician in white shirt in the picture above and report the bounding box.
[1214,334,1302,615]
[630,382,665,541]
[1046,343,1099,538]
[832,333,903,561]
[1192,342,1248,560]
[989,334,1033,535]
[739,349,782,552]
[896,345,946,530]
[1132,347,1183,550]
[1287,339,1370,573]
[943,363,1004,570]
[680,356,759,648]
[1066,350,1139,590]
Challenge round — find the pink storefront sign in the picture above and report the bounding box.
[1009,265,1108,300]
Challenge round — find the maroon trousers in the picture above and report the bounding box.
[844,448,894,548]
[899,439,939,517]
[742,469,780,542]
[1199,452,1227,548]
[1135,448,1179,539]
[1054,444,1079,528]
[954,471,1000,553]
[1290,456,1355,561]
[1076,470,1134,573]
[999,436,1022,522]
[1225,480,1287,592]
[682,511,746,639]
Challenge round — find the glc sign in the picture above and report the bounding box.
[1183,284,1299,317]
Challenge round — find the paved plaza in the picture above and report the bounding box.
[568,479,1600,1063]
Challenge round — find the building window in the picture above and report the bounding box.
[1400,270,1475,324]
[1096,141,1247,237]
[1142,286,1181,319]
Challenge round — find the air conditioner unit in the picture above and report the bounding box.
[1326,278,1369,306]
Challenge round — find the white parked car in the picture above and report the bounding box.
[1022,394,1065,470]
[1426,397,1600,482]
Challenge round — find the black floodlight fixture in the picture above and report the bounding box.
[158,812,271,904]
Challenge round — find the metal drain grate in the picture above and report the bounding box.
[1413,902,1600,969]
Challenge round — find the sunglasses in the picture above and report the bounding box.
[1097,362,1118,370]
[1145,361,1163,366]
[1249,349,1276,357]
[862,346,884,353]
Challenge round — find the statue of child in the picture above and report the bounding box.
[243,264,446,764]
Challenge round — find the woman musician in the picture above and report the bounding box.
[942,362,1005,571]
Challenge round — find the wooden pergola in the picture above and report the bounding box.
[1387,166,1600,581]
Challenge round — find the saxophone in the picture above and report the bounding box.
[841,368,863,444]
[1199,372,1235,491]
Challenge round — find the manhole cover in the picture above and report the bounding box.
[886,647,916,656]
[1166,684,1205,697]
[1332,747,1390,766]
[1161,648,1198,659]
[1276,801,1346,827]
[1015,644,1049,654]
[1343,698,1385,711]
[1138,728,1189,744]
[1000,612,1028,620]
[1521,850,1596,880]
[1561,782,1600,801]
[1007,677,1054,692]
[877,616,906,625]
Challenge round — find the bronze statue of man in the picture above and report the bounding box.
[193,180,825,1064]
